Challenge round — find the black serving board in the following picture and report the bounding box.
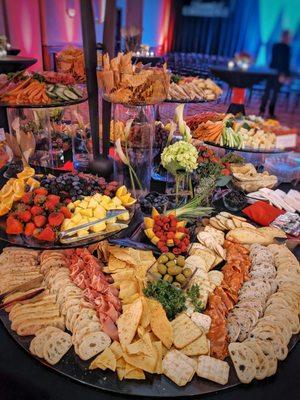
[0,310,298,397]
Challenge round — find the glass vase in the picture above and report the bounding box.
[112,103,155,197]
[166,172,192,206]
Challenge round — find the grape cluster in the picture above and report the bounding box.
[140,192,172,215]
[41,173,119,201]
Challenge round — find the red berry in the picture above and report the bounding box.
[48,212,64,227]
[6,217,23,235]
[34,194,46,205]
[163,223,170,230]
[60,206,72,218]
[18,210,32,223]
[44,200,56,212]
[173,248,181,255]
[167,232,174,239]
[161,246,168,253]
[21,192,33,205]
[31,206,43,216]
[24,222,35,237]
[35,226,56,242]
[46,195,60,205]
[33,215,47,227]
[34,187,48,195]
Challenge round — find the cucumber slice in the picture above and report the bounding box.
[63,89,79,100]
[47,84,54,92]
[70,86,83,97]
[55,89,69,101]
[46,90,58,99]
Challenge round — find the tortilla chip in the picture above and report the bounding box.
[140,297,150,328]
[89,347,116,371]
[147,298,173,349]
[153,341,163,373]
[117,298,143,349]
[123,348,157,373]
[108,255,127,272]
[125,368,146,380]
[110,341,123,360]
[126,339,148,355]
[119,280,138,300]
[122,293,140,305]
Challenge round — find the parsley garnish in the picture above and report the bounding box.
[143,280,187,320]
[187,284,204,312]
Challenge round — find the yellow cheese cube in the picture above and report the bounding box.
[71,214,82,224]
[90,222,106,233]
[101,195,111,203]
[111,196,122,206]
[79,208,93,217]
[77,201,88,209]
[67,202,75,211]
[88,198,98,210]
[93,205,106,218]
[117,211,130,221]
[93,193,103,203]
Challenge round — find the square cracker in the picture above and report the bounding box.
[162,350,195,386]
[171,314,202,349]
[197,355,229,385]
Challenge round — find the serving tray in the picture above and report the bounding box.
[0,310,298,397]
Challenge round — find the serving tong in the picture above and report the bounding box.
[59,209,130,244]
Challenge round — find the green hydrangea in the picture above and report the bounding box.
[161,140,198,174]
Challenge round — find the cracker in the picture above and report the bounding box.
[171,314,202,349]
[196,355,229,385]
[162,350,195,386]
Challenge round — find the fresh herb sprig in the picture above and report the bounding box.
[144,280,187,320]
[186,284,204,312]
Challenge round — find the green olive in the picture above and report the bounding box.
[168,265,182,276]
[172,282,181,289]
[166,260,176,269]
[157,264,167,275]
[165,252,175,260]
[157,255,168,264]
[151,272,162,280]
[177,255,186,267]
[183,267,193,278]
[175,273,186,283]
[149,265,158,274]
[163,274,173,283]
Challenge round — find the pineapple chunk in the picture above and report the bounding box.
[73,200,81,206]
[71,214,82,224]
[76,229,89,237]
[79,208,93,217]
[93,193,103,203]
[83,196,91,201]
[88,198,98,210]
[90,222,106,233]
[102,202,115,211]
[61,218,73,230]
[93,205,106,218]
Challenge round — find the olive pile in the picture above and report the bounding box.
[148,253,193,288]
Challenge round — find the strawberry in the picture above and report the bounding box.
[21,192,33,205]
[48,212,64,227]
[34,187,48,195]
[24,222,35,237]
[44,200,56,212]
[6,217,23,235]
[60,206,72,218]
[34,194,46,205]
[31,205,43,216]
[33,215,47,227]
[35,226,56,242]
[47,195,60,205]
[18,210,32,223]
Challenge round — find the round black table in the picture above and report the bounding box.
[6,48,21,56]
[211,66,277,114]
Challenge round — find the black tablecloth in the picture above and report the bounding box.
[211,66,277,88]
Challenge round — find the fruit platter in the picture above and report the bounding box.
[0,71,86,107]
[0,167,137,248]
